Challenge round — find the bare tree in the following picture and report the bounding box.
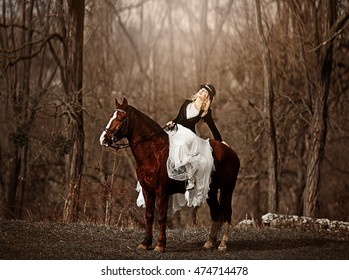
[62,0,85,222]
[167,0,176,106]
[304,2,349,217]
[1,0,63,219]
[1,0,35,219]
[254,0,279,213]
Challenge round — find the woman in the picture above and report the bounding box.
[166,84,226,198]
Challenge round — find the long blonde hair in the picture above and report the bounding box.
[191,92,211,116]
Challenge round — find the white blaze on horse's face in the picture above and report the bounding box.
[99,110,119,146]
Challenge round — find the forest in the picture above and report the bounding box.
[1,0,349,227]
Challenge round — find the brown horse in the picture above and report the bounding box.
[100,98,240,252]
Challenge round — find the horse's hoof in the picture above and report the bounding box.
[137,243,149,250]
[203,240,214,250]
[154,245,165,253]
[218,244,227,251]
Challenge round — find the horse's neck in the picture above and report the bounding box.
[127,108,166,162]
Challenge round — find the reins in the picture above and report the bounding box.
[108,124,169,150]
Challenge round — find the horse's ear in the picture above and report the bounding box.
[122,98,128,106]
[115,98,120,108]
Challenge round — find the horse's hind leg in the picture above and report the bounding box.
[138,190,155,250]
[204,187,221,249]
[218,187,234,251]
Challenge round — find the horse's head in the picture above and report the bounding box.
[99,98,129,147]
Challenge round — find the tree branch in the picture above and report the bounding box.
[104,0,151,83]
[2,33,66,74]
[308,9,349,52]
[207,0,235,61]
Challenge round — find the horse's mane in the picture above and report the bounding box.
[128,105,163,132]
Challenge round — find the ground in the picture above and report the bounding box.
[0,219,348,260]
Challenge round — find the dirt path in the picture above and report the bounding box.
[1,219,348,260]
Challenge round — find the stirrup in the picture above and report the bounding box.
[186,178,195,191]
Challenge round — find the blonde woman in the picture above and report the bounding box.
[166,84,226,204]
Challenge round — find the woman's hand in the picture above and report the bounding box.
[166,121,175,129]
[222,141,229,147]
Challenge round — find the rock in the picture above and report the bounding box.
[236,218,258,229]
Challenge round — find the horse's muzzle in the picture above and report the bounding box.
[99,131,110,146]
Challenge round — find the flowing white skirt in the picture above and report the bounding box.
[136,124,214,214]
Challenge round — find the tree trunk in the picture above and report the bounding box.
[167,0,175,106]
[5,0,34,219]
[198,0,208,83]
[303,1,342,217]
[255,0,279,213]
[62,0,85,223]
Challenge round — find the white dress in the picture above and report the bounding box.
[167,123,214,210]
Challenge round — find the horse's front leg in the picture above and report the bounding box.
[218,222,230,251]
[138,190,155,250]
[204,220,221,249]
[154,193,169,253]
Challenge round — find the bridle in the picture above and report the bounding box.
[104,109,130,149]
[103,108,168,150]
